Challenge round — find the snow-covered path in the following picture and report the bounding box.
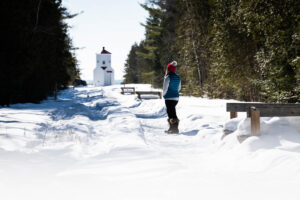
[1,85,300,200]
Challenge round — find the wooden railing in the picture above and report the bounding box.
[121,87,135,94]
[226,103,300,136]
[135,91,162,99]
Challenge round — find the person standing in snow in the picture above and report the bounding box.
[163,61,181,133]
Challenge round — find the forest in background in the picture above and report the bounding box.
[123,0,299,103]
[0,0,79,106]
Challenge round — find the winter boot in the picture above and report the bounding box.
[166,118,179,134]
[170,118,179,133]
[164,118,172,133]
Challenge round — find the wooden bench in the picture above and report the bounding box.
[136,91,162,99]
[121,87,135,94]
[227,103,300,136]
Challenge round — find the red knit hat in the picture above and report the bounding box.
[167,61,177,72]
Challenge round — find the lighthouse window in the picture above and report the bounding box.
[102,61,105,64]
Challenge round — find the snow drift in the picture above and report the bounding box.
[0,84,299,200]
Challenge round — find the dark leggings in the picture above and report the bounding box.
[165,100,178,119]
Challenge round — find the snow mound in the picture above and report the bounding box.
[1,84,300,200]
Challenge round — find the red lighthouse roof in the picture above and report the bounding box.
[101,47,111,54]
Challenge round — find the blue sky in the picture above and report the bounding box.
[63,0,147,81]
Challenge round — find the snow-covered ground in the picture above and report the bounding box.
[0,84,300,200]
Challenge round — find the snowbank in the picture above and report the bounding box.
[0,84,299,200]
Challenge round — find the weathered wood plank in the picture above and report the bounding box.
[227,103,299,112]
[136,91,161,94]
[227,103,300,117]
[121,87,135,94]
[257,107,300,117]
[121,87,135,90]
[135,91,162,99]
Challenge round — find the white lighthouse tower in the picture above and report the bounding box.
[93,47,115,86]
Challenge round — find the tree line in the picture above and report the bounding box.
[0,0,80,106]
[123,0,299,103]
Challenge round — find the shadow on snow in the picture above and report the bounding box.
[50,100,120,121]
[135,107,167,119]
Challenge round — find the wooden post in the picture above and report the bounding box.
[230,112,237,119]
[123,83,126,94]
[249,107,260,136]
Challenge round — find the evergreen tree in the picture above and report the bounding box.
[123,0,299,102]
[206,0,261,101]
[238,0,299,102]
[0,0,79,106]
[137,1,163,87]
[123,43,140,83]
[157,0,180,83]
[176,0,211,96]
